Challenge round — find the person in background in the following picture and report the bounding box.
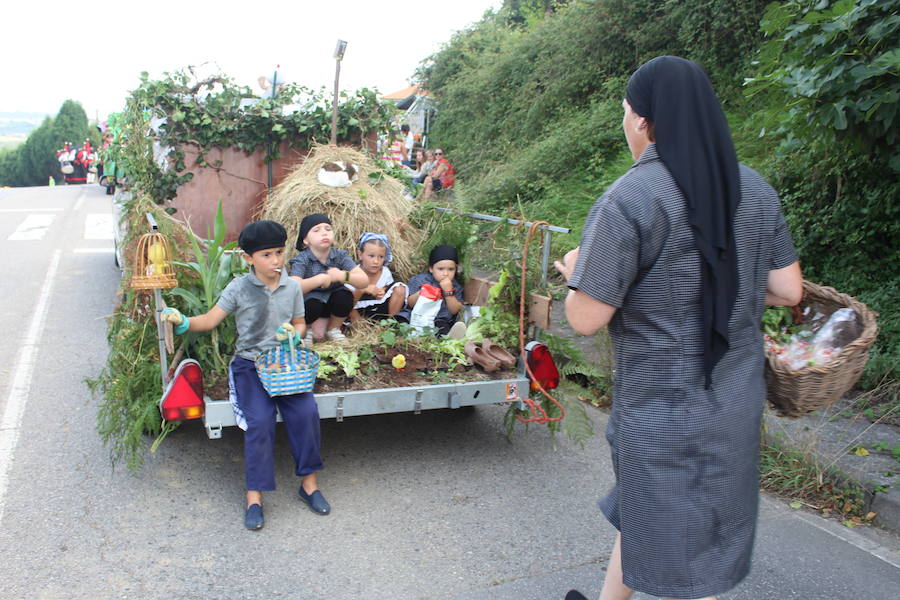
[380,130,404,166]
[400,124,415,167]
[421,148,455,200]
[556,56,802,600]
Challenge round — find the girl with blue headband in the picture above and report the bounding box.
[348,233,408,321]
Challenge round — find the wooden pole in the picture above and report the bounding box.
[330,59,341,145]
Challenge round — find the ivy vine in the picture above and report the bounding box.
[113,66,395,204]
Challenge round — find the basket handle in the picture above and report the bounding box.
[288,330,297,365]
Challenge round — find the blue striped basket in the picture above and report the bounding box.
[255,339,319,397]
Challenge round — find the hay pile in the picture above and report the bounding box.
[261,144,423,279]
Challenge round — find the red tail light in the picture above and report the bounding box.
[159,359,205,421]
[525,341,560,391]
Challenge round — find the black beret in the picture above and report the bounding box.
[238,220,287,255]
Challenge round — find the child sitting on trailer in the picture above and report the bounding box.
[349,232,407,321]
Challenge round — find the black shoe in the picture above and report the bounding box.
[299,487,331,515]
[565,592,588,600]
[244,503,264,530]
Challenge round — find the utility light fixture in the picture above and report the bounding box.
[334,39,348,61]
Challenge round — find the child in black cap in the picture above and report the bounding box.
[161,219,330,530]
[396,244,465,336]
[288,213,368,344]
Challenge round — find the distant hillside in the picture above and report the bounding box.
[0,111,51,137]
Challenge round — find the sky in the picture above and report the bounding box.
[2,0,502,120]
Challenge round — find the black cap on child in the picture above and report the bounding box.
[239,220,287,255]
[296,213,332,250]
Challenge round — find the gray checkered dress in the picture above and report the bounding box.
[569,145,797,598]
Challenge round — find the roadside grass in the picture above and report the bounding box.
[842,379,900,428]
[758,438,877,527]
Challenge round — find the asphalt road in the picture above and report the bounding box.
[0,184,898,599]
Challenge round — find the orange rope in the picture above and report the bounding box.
[516,220,565,424]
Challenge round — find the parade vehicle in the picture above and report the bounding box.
[125,209,568,440]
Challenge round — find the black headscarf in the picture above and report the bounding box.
[296,213,332,250]
[626,56,741,388]
[428,245,459,266]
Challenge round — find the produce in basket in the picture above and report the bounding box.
[763,280,878,418]
[763,306,861,371]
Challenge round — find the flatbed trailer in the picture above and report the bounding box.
[142,210,569,438]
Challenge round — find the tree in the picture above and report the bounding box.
[0,149,23,186]
[51,99,92,152]
[17,118,58,186]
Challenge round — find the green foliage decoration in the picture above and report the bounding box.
[169,200,244,377]
[116,67,394,204]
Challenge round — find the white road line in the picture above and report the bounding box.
[84,213,114,240]
[73,248,114,254]
[73,190,86,212]
[7,214,56,240]
[0,208,64,213]
[0,249,62,526]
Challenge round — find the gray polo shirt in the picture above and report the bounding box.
[216,268,305,361]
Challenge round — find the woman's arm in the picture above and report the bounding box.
[766,261,803,306]
[187,305,229,332]
[555,246,617,335]
[563,290,617,335]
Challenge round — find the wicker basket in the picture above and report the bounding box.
[765,280,878,417]
[255,342,319,397]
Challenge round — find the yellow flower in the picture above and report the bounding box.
[392,354,406,369]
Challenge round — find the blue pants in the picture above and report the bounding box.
[229,357,324,491]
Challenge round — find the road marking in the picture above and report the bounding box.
[7,214,56,240]
[73,190,86,212]
[0,249,61,526]
[84,213,114,240]
[73,248,114,254]
[0,208,64,213]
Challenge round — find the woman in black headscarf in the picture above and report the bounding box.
[555,57,802,599]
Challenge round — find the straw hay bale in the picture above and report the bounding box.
[260,144,423,279]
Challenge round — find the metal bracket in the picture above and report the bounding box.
[205,421,223,440]
[448,391,461,409]
[414,390,423,414]
[336,396,344,422]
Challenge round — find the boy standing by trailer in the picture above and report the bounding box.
[161,220,330,530]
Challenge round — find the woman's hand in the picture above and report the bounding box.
[554,247,580,282]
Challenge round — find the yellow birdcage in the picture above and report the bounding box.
[130,232,178,290]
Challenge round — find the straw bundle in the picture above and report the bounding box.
[261,144,423,279]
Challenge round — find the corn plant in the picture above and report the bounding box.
[169,200,245,376]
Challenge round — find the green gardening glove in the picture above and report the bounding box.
[275,323,302,350]
[161,307,190,335]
